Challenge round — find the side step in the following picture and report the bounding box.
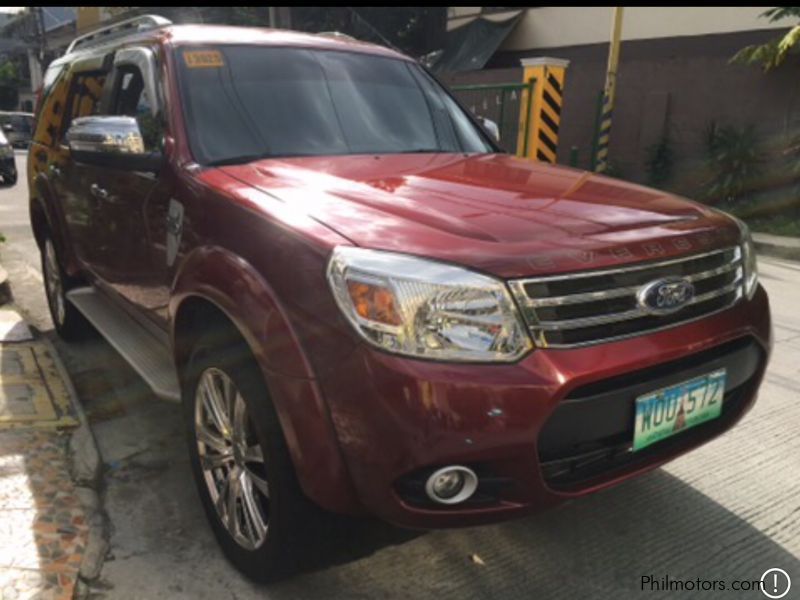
[66,287,181,402]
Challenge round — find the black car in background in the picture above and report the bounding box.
[0,112,35,149]
[0,130,17,186]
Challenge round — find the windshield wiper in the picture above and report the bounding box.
[206,153,274,167]
[395,148,446,154]
[206,151,324,166]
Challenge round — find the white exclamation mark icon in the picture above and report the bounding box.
[761,567,790,599]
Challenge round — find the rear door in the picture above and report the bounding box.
[51,66,110,274]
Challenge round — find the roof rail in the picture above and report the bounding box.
[66,14,172,55]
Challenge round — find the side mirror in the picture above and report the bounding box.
[478,117,500,143]
[66,115,162,173]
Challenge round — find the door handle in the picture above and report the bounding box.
[90,183,109,201]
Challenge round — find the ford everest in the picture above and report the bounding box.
[28,16,772,581]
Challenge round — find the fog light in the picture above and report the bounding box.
[424,466,478,505]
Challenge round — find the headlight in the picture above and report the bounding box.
[327,247,532,362]
[0,145,13,158]
[734,218,758,299]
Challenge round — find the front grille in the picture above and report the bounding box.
[508,247,744,348]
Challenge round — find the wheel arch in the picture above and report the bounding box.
[170,246,362,515]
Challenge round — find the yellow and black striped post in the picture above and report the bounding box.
[595,7,624,173]
[518,57,569,163]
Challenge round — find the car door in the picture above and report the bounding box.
[87,47,174,331]
[54,66,110,275]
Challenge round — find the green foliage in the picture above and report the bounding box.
[730,7,800,71]
[746,214,800,237]
[0,61,18,111]
[644,135,674,187]
[0,62,16,84]
[762,7,800,21]
[703,122,765,205]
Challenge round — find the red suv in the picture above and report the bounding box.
[28,17,771,581]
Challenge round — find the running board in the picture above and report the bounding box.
[66,287,181,402]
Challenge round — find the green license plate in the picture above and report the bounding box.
[633,369,726,452]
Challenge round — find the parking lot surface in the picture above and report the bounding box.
[1,151,798,598]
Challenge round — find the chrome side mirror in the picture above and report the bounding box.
[478,117,500,143]
[66,115,162,172]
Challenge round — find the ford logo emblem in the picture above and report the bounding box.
[637,277,695,315]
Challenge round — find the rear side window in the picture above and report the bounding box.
[33,67,71,147]
[35,64,66,120]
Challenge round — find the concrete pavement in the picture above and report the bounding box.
[0,161,96,599]
[1,150,799,599]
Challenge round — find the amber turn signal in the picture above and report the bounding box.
[346,280,402,326]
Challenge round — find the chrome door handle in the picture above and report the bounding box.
[90,183,109,200]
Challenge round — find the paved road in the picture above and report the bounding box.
[2,151,799,599]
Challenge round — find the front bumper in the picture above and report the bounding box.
[317,285,771,529]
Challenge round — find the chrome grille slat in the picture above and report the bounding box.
[522,286,637,308]
[535,274,743,331]
[523,261,740,309]
[686,261,739,283]
[510,247,744,348]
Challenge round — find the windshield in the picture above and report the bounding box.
[176,46,494,165]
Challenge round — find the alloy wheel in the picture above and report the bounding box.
[194,368,270,550]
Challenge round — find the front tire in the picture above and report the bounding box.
[183,326,324,582]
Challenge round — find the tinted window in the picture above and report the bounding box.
[109,66,162,152]
[62,71,107,141]
[177,46,492,165]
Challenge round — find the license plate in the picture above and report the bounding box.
[633,369,726,452]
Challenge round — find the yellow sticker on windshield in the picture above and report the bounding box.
[184,50,224,68]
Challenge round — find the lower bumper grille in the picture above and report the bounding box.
[538,337,765,490]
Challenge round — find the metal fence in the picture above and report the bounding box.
[450,81,535,156]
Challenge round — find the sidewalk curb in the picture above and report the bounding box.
[43,336,110,597]
[753,232,800,263]
[0,265,11,305]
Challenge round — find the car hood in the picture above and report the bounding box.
[220,153,740,279]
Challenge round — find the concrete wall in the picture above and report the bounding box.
[444,29,800,195]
